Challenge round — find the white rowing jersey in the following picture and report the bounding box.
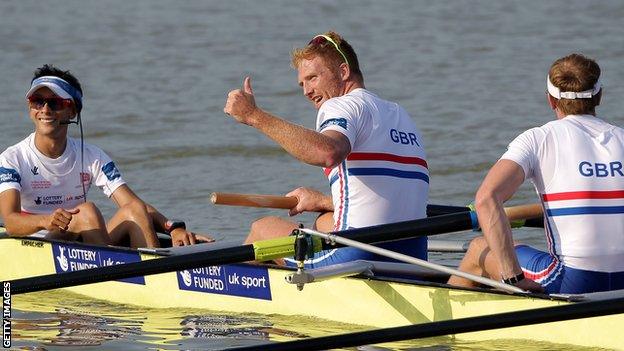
[502,114,624,272]
[317,88,429,230]
[0,133,126,214]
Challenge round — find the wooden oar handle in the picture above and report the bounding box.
[210,192,298,209]
[504,203,543,221]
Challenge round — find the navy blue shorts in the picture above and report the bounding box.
[516,245,624,294]
[284,237,427,269]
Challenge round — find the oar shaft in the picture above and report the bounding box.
[504,203,543,221]
[323,211,477,249]
[318,204,542,250]
[428,240,469,252]
[7,203,543,294]
[232,296,624,351]
[427,203,544,228]
[302,228,524,293]
[211,192,298,209]
[211,193,545,228]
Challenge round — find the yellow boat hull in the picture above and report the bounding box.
[1,236,622,349]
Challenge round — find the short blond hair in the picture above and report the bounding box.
[549,53,601,115]
[291,31,362,79]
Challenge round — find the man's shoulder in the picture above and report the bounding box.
[322,89,373,114]
[1,135,33,162]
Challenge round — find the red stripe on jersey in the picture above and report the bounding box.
[543,190,624,201]
[347,152,428,168]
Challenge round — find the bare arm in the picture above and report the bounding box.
[475,159,544,292]
[224,77,351,168]
[111,185,212,246]
[0,189,75,236]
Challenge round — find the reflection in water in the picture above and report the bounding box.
[13,305,143,348]
[179,315,308,340]
[10,290,608,351]
[10,290,366,350]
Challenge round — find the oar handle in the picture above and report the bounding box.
[210,192,298,209]
[503,203,543,221]
[211,192,545,223]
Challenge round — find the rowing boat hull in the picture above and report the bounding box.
[1,236,621,349]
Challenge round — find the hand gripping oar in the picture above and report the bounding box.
[210,192,544,228]
[7,204,543,294]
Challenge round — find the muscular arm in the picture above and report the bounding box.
[249,109,351,168]
[0,189,61,236]
[110,185,212,246]
[224,77,351,168]
[474,159,525,278]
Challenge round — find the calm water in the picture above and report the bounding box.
[2,0,624,349]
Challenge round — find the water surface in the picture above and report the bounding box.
[2,0,623,349]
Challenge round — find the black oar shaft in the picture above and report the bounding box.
[427,204,544,228]
[227,296,624,351]
[8,211,477,294]
[10,245,255,294]
[324,211,476,250]
[7,205,540,294]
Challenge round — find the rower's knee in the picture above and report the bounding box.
[117,201,150,222]
[462,236,490,266]
[73,201,104,228]
[313,212,334,232]
[247,216,297,244]
[467,236,488,252]
[248,216,278,243]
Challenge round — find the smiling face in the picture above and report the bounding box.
[28,87,75,137]
[297,55,346,110]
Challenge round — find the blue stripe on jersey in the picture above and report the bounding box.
[348,167,430,183]
[547,205,624,216]
[329,168,430,186]
[329,173,339,187]
[340,161,350,230]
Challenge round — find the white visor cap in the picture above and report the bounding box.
[547,75,601,100]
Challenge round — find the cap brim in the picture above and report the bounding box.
[26,82,73,100]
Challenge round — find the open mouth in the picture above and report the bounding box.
[38,117,57,124]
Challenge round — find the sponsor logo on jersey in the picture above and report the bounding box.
[30,166,39,175]
[34,195,63,206]
[65,194,85,202]
[0,168,20,184]
[319,118,348,131]
[102,162,121,181]
[31,180,52,189]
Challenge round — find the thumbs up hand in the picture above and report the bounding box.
[224,76,258,126]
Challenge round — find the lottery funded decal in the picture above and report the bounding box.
[52,243,145,284]
[177,264,271,300]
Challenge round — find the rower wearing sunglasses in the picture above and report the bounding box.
[0,64,212,248]
[224,31,429,267]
